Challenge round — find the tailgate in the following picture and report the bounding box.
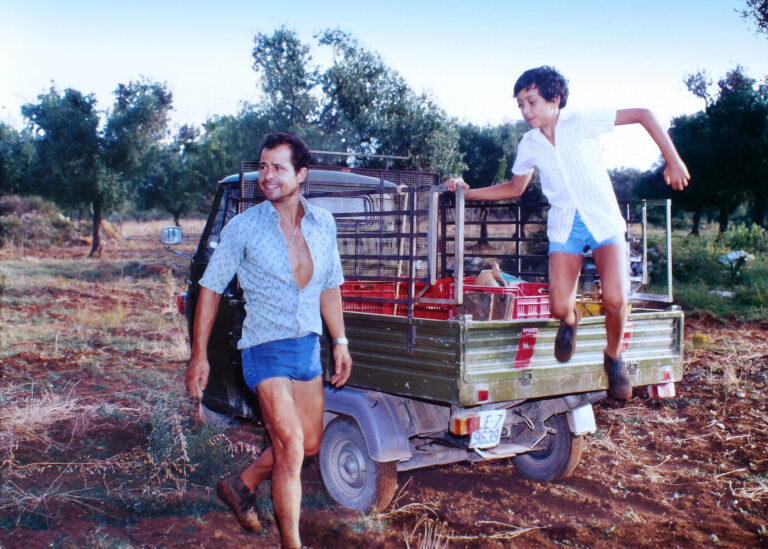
[458,308,684,405]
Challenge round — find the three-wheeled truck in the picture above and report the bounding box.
[161,163,684,513]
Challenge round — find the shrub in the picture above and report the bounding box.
[720,222,768,254]
[0,194,86,247]
[670,235,728,286]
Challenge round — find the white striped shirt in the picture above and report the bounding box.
[511,110,626,244]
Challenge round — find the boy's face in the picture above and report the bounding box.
[516,86,560,129]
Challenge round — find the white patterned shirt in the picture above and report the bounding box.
[511,110,626,244]
[199,195,344,349]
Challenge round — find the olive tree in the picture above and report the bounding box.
[22,81,172,256]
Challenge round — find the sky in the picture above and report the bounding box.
[1,0,767,171]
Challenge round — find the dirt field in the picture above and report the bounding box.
[1,226,766,548]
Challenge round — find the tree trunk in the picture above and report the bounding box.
[173,212,181,227]
[89,199,103,258]
[478,207,489,247]
[718,205,730,234]
[751,203,765,228]
[690,209,701,236]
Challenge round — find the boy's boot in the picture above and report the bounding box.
[216,473,262,532]
[603,352,632,400]
[554,306,581,363]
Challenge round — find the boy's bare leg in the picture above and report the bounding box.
[250,376,324,549]
[592,243,629,359]
[548,252,583,322]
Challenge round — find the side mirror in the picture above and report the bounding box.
[161,226,183,245]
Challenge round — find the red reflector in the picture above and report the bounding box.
[176,294,187,315]
[662,370,672,381]
[648,382,676,399]
[451,413,481,435]
[477,389,489,401]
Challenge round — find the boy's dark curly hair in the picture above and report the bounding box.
[514,66,569,108]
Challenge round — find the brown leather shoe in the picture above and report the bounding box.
[216,474,262,533]
[554,306,581,363]
[604,352,632,400]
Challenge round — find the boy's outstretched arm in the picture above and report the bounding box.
[615,109,690,190]
[444,173,533,200]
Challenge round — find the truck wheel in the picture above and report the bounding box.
[512,412,584,481]
[319,417,397,513]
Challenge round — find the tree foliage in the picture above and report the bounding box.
[21,81,173,256]
[655,67,768,234]
[0,123,35,196]
[250,28,465,174]
[741,0,768,35]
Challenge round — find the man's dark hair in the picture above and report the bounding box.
[514,66,569,108]
[259,132,312,173]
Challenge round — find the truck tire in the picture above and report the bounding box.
[512,412,584,481]
[319,416,397,513]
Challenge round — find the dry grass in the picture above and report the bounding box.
[382,477,544,547]
[403,515,450,549]
[121,218,205,239]
[730,478,768,501]
[0,384,88,462]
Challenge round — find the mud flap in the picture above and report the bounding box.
[566,404,596,435]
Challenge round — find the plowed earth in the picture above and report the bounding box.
[1,232,766,548]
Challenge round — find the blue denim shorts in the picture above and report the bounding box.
[549,211,626,255]
[241,333,322,390]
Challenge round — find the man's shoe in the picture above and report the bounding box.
[216,474,262,533]
[604,353,632,400]
[554,306,581,363]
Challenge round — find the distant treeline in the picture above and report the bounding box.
[1,29,767,256]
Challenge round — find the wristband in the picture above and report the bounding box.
[333,337,349,346]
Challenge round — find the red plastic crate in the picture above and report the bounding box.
[342,279,455,319]
[342,278,551,320]
[341,282,396,315]
[397,278,454,319]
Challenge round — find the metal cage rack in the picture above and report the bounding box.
[235,163,673,319]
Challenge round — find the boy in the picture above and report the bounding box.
[445,66,689,400]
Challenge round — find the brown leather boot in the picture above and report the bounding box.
[604,352,632,400]
[215,473,262,533]
[554,306,581,363]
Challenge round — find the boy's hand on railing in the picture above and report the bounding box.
[444,177,470,193]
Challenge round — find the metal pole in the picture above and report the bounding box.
[666,199,673,302]
[429,188,439,285]
[455,187,465,305]
[642,200,648,286]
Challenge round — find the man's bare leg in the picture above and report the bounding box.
[249,376,324,548]
[592,243,629,359]
[239,447,273,490]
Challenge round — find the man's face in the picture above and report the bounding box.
[258,144,307,203]
[516,85,560,129]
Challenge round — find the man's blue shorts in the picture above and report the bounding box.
[241,333,322,391]
[548,211,626,255]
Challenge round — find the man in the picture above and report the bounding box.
[186,132,352,549]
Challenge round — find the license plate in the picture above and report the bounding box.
[469,410,506,449]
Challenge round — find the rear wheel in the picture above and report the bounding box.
[319,417,397,513]
[512,413,584,480]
